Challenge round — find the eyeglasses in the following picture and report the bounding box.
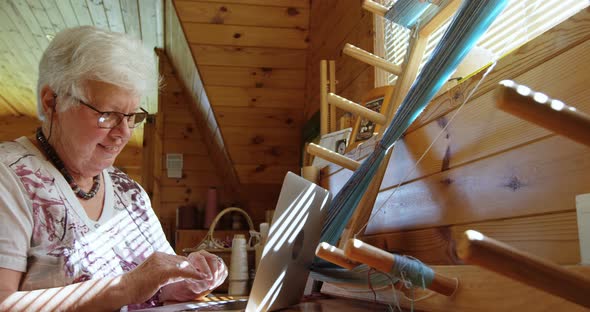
[69,95,148,129]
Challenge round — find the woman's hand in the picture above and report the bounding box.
[122,251,208,304]
[159,250,229,302]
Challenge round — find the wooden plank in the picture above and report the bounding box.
[120,0,141,39]
[9,0,50,50]
[179,0,309,8]
[163,138,210,155]
[39,0,68,32]
[0,115,40,140]
[164,122,202,140]
[155,0,164,48]
[321,265,590,312]
[214,106,302,128]
[234,164,299,184]
[191,44,306,68]
[361,211,580,265]
[183,23,308,49]
[53,0,79,28]
[69,0,93,27]
[226,144,300,166]
[309,0,365,62]
[138,0,159,48]
[307,13,374,115]
[221,126,301,146]
[160,170,221,187]
[24,0,55,41]
[161,185,210,203]
[85,0,110,29]
[175,1,308,29]
[207,86,304,109]
[103,0,125,33]
[365,135,590,233]
[114,145,142,166]
[382,37,590,189]
[163,107,199,124]
[200,66,305,89]
[0,7,38,73]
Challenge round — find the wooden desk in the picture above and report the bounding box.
[285,296,391,311]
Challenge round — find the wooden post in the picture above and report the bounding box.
[320,60,329,136]
[362,0,388,16]
[328,93,387,125]
[306,143,361,171]
[329,60,337,133]
[457,230,590,308]
[301,165,320,184]
[343,43,402,76]
[316,242,361,270]
[496,80,590,148]
[338,148,393,248]
[344,239,458,296]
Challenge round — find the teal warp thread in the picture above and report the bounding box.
[315,0,509,266]
[384,0,432,28]
[391,256,435,289]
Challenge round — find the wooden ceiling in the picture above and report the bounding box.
[0,0,163,147]
[0,0,309,186]
[172,0,308,184]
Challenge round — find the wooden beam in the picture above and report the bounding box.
[307,143,361,171]
[321,265,590,311]
[316,242,361,270]
[457,230,590,309]
[329,60,337,132]
[328,93,386,125]
[361,0,388,17]
[164,1,239,198]
[320,60,329,135]
[496,80,590,148]
[343,43,402,76]
[344,239,458,296]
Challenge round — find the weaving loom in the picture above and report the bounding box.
[309,0,509,294]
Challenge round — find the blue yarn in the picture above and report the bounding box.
[315,1,509,266]
[391,256,435,289]
[385,0,432,28]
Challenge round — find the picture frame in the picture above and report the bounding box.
[347,85,395,152]
[311,127,352,169]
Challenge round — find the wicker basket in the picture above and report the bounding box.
[182,207,257,292]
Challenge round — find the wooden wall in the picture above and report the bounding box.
[146,52,232,242]
[305,0,377,119]
[173,0,306,186]
[319,7,590,311]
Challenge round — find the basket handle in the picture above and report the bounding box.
[201,207,255,249]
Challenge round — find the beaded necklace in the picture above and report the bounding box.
[35,127,100,200]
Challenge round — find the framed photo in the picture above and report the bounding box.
[348,85,395,152]
[311,127,352,169]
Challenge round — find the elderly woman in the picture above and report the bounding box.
[0,26,227,311]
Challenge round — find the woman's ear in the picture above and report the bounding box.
[39,85,57,115]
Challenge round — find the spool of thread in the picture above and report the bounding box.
[204,187,218,229]
[228,234,249,295]
[301,165,320,184]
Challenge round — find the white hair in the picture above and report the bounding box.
[37,26,159,120]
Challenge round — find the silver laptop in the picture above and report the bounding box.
[137,172,331,312]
